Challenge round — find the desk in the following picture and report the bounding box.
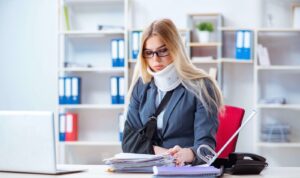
[0,165,299,178]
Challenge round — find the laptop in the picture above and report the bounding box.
[0,111,84,174]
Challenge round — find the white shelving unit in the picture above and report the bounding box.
[62,141,121,146]
[254,28,300,166]
[57,0,129,164]
[56,2,300,165]
[186,14,222,79]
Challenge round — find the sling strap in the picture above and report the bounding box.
[152,90,174,118]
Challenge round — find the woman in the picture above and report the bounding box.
[123,19,223,165]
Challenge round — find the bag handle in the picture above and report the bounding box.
[152,90,174,118]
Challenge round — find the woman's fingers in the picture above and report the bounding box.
[167,145,182,155]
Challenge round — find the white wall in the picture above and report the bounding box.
[130,0,262,29]
[0,0,57,111]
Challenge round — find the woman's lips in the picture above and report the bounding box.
[153,65,164,70]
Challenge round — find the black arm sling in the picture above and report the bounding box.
[122,90,174,154]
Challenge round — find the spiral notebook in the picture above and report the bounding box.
[153,166,221,176]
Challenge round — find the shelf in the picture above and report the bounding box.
[59,104,125,110]
[60,31,125,37]
[60,141,121,146]
[257,104,300,110]
[220,27,254,31]
[187,13,221,17]
[257,142,300,148]
[128,59,137,63]
[192,58,218,64]
[188,42,221,47]
[64,0,124,5]
[59,67,125,73]
[257,28,300,32]
[191,58,253,64]
[257,66,300,71]
[221,58,253,64]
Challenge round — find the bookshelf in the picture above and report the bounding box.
[57,0,128,164]
[56,2,300,165]
[254,29,300,166]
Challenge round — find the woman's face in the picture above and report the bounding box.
[143,35,173,72]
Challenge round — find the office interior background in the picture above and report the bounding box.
[1,0,300,166]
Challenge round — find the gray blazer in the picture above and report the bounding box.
[126,78,218,164]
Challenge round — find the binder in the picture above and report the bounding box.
[65,113,78,141]
[111,39,118,67]
[71,77,81,104]
[235,30,244,59]
[59,77,65,104]
[65,77,72,104]
[110,77,118,104]
[153,166,221,176]
[118,76,125,104]
[242,30,252,60]
[257,44,270,66]
[208,67,217,80]
[118,113,125,141]
[63,5,70,31]
[59,113,66,142]
[131,31,140,59]
[118,39,125,67]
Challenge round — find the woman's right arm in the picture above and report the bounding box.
[123,79,169,155]
[122,79,144,153]
[125,79,144,129]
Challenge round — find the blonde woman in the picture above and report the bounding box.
[122,19,223,166]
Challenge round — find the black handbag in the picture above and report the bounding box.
[122,90,173,154]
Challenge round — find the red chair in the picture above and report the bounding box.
[215,105,245,158]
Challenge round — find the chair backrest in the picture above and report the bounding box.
[215,105,245,158]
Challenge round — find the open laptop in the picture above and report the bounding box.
[0,111,84,174]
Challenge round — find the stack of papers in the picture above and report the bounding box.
[153,165,222,176]
[104,153,175,173]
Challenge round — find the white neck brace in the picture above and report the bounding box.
[147,63,181,92]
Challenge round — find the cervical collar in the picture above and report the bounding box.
[147,63,181,91]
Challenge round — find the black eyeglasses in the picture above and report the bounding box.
[142,48,169,58]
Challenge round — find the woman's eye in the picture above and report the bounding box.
[158,48,168,53]
[145,51,153,55]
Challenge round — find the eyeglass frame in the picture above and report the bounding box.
[142,47,170,58]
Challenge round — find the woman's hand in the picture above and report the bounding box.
[153,145,169,155]
[168,145,195,166]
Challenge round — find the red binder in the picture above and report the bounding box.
[65,113,78,141]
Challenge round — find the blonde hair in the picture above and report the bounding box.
[127,19,224,115]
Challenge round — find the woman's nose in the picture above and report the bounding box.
[152,54,161,62]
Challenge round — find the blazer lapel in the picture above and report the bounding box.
[141,81,157,125]
[162,85,185,136]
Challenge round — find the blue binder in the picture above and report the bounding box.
[111,39,118,67]
[71,77,81,104]
[118,39,125,67]
[59,77,65,104]
[235,30,244,59]
[131,31,140,59]
[64,77,72,104]
[118,76,125,104]
[242,30,252,60]
[110,77,118,104]
[59,113,66,141]
[118,113,124,141]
